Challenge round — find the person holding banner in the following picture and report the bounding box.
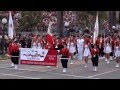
[8,39,20,69]
[60,44,70,73]
[91,44,99,71]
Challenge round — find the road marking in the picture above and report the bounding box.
[0,73,40,79]
[46,72,99,79]
[88,69,120,78]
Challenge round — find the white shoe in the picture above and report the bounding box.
[11,63,15,67]
[85,64,88,68]
[105,59,107,62]
[47,66,51,69]
[70,60,73,64]
[14,65,17,69]
[115,64,119,68]
[94,67,98,71]
[110,56,113,61]
[63,68,67,73]
[107,60,110,64]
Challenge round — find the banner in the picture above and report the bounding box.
[20,48,58,66]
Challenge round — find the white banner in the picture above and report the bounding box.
[20,48,48,61]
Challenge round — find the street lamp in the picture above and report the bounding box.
[1,18,7,58]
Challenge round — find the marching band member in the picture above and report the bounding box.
[109,36,115,60]
[60,44,70,73]
[77,35,84,60]
[91,44,99,71]
[69,36,76,64]
[37,37,42,49]
[31,38,38,49]
[83,40,91,68]
[8,39,20,69]
[104,38,112,64]
[114,36,120,67]
[97,35,104,59]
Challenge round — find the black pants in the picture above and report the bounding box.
[61,55,68,68]
[110,45,114,56]
[99,46,104,57]
[91,55,99,66]
[11,51,19,65]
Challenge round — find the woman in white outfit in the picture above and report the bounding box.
[67,37,76,64]
[77,36,84,60]
[37,37,42,49]
[104,40,112,64]
[114,37,120,67]
[31,39,38,49]
[83,41,90,67]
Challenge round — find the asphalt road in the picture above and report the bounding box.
[0,58,120,79]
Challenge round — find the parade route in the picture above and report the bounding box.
[0,58,120,79]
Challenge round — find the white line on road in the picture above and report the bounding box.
[0,73,40,79]
[88,69,120,78]
[46,72,99,79]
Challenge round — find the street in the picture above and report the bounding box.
[0,57,120,79]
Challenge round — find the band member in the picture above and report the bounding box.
[37,37,42,49]
[104,38,112,64]
[8,39,20,69]
[97,35,104,59]
[68,36,76,64]
[114,37,120,67]
[31,38,38,49]
[91,44,99,71]
[83,40,91,68]
[77,35,84,60]
[60,44,70,73]
[109,36,115,60]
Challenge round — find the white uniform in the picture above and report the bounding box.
[83,45,90,57]
[32,42,37,49]
[37,43,42,49]
[77,38,84,60]
[104,43,112,53]
[69,42,76,54]
[115,46,120,57]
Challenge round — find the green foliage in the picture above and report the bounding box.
[18,11,42,31]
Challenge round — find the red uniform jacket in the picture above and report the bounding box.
[8,43,20,55]
[91,48,99,57]
[60,48,70,58]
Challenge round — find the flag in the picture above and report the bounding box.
[93,13,99,44]
[8,11,14,39]
[46,22,54,45]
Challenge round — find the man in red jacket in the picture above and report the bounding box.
[8,39,20,69]
[60,44,70,73]
[91,44,99,71]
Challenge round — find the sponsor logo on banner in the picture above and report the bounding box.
[20,48,57,66]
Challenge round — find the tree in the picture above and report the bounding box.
[56,11,63,37]
[18,11,42,32]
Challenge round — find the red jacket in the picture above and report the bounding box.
[91,48,99,57]
[60,48,70,58]
[8,43,20,55]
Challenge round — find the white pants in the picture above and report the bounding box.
[77,47,83,60]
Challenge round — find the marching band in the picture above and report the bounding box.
[7,33,120,72]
